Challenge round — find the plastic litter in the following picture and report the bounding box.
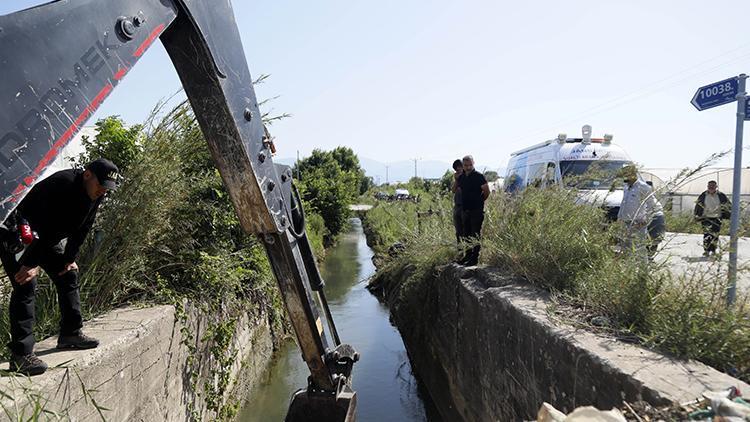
[536,386,750,421]
[537,402,626,422]
[685,386,750,420]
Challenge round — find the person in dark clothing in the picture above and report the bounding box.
[0,158,119,375]
[694,180,731,256]
[453,155,490,266]
[451,159,464,243]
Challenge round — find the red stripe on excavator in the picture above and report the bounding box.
[10,22,165,200]
[114,67,128,81]
[11,82,115,198]
[133,23,165,58]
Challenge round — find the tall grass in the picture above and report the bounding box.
[365,186,750,382]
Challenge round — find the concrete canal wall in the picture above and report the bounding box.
[371,263,749,421]
[0,303,277,421]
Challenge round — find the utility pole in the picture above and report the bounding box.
[385,165,389,185]
[413,158,421,179]
[728,74,747,306]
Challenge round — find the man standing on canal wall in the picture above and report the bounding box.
[453,155,490,266]
[694,180,731,257]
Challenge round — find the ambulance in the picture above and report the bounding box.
[503,125,633,220]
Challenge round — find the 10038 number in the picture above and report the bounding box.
[700,82,734,99]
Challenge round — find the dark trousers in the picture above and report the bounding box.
[0,245,82,355]
[647,214,666,256]
[452,206,464,243]
[701,218,721,253]
[460,209,485,265]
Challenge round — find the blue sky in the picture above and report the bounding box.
[3,0,750,172]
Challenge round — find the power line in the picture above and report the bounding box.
[508,43,750,146]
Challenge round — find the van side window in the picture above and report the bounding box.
[528,163,546,187]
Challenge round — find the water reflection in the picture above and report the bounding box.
[239,218,434,421]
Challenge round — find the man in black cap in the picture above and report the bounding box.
[0,158,119,375]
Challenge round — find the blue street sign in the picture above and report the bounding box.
[691,76,739,111]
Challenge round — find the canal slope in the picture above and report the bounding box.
[239,218,436,421]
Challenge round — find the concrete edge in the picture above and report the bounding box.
[0,303,275,421]
[456,264,750,404]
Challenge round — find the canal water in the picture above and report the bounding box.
[238,218,436,421]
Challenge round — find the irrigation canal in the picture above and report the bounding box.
[238,218,438,421]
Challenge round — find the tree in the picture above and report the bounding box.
[331,147,360,173]
[359,176,374,195]
[77,116,142,173]
[484,170,499,182]
[440,170,453,193]
[294,147,367,241]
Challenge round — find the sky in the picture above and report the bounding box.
[3,0,750,176]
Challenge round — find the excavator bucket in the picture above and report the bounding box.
[286,387,357,422]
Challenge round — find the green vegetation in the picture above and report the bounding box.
[364,185,750,383]
[75,116,143,172]
[294,147,370,244]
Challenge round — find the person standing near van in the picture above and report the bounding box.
[451,159,464,243]
[618,165,656,256]
[453,155,490,266]
[694,180,731,256]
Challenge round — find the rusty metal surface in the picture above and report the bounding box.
[162,0,285,234]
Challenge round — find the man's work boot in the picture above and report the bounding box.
[9,353,48,376]
[57,332,99,350]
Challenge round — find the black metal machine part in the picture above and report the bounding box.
[0,1,357,419]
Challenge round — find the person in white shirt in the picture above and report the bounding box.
[694,181,731,256]
[617,165,659,256]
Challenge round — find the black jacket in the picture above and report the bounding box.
[12,169,102,267]
[694,190,731,220]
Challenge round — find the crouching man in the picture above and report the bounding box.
[0,158,119,375]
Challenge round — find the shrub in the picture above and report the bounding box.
[295,147,367,242]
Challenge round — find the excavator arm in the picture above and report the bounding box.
[0,1,356,420]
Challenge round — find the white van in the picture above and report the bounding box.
[503,125,633,220]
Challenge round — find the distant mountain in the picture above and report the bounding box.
[274,157,505,184]
[274,157,297,168]
[359,157,503,184]
[274,155,503,185]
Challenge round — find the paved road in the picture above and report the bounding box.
[657,232,750,293]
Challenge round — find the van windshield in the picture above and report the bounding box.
[560,160,630,190]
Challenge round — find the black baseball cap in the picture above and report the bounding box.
[86,158,120,190]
